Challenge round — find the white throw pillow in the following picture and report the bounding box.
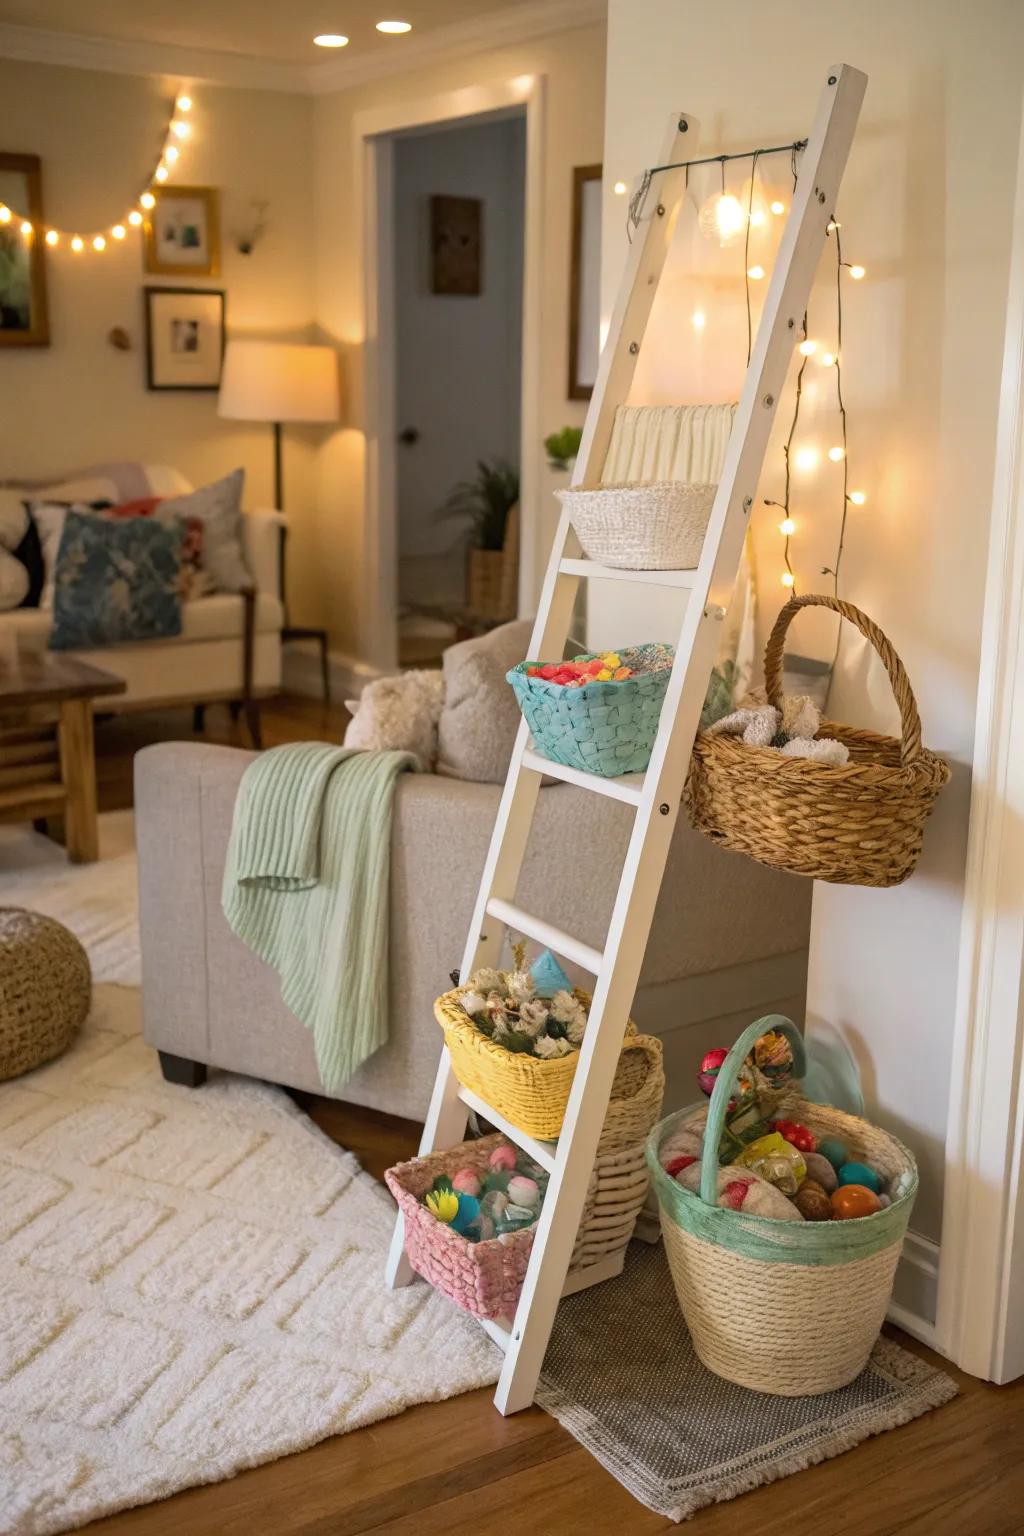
[0,490,29,552]
[29,502,113,610]
[344,670,445,770]
[0,548,29,610]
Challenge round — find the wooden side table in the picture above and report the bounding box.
[0,650,125,863]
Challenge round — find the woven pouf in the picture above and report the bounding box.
[0,907,91,1080]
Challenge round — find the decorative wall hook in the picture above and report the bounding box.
[235,199,269,255]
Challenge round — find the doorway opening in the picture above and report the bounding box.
[390,110,526,667]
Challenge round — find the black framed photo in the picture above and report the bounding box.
[144,285,225,391]
[0,152,50,347]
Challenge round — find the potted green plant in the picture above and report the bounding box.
[437,459,520,621]
[544,426,583,473]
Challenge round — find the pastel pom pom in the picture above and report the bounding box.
[452,1169,481,1197]
[425,1188,459,1223]
[507,1175,541,1209]
[837,1161,882,1194]
[488,1144,517,1172]
[450,1193,481,1234]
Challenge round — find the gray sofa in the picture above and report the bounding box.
[135,741,811,1121]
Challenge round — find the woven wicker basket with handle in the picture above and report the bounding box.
[686,594,951,887]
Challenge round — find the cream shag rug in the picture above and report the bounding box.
[0,985,500,1536]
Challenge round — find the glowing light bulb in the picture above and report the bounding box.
[71,235,84,252]
[140,192,156,209]
[692,309,706,331]
[794,446,819,472]
[821,351,836,367]
[849,490,867,506]
[93,235,106,251]
[770,200,785,216]
[798,339,817,356]
[128,210,144,226]
[827,219,841,233]
[313,33,349,46]
[176,95,192,111]
[376,20,412,32]
[749,209,766,227]
[155,165,169,183]
[0,206,10,224]
[779,518,796,536]
[165,145,180,164]
[45,229,59,246]
[112,224,126,240]
[781,571,795,588]
[698,191,746,246]
[171,120,190,140]
[747,264,765,280]
[613,180,627,196]
[20,220,32,236]
[849,264,865,279]
[828,446,845,462]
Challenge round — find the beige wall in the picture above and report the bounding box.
[311,22,606,653]
[603,0,1024,1249]
[0,59,318,594]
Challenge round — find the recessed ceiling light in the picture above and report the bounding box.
[313,33,349,47]
[376,19,412,33]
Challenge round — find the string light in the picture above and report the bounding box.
[820,350,836,367]
[849,490,866,505]
[613,180,628,195]
[781,571,795,587]
[828,445,845,462]
[779,518,796,536]
[794,445,819,472]
[749,209,766,227]
[692,309,707,331]
[798,338,817,356]
[747,264,765,280]
[848,263,865,279]
[770,199,786,215]
[0,89,196,251]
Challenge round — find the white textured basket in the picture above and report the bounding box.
[557,481,716,571]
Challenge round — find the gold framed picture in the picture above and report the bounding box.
[143,185,220,278]
[0,152,50,347]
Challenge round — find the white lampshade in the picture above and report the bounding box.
[218,340,341,424]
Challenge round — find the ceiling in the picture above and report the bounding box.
[0,0,536,66]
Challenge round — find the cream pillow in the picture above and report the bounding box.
[344,670,445,770]
[436,620,536,784]
[0,549,29,609]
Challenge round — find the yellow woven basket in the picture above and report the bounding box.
[434,987,637,1141]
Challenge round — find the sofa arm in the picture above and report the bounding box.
[242,508,284,598]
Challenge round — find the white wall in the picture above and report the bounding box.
[603,0,1024,1250]
[394,112,524,587]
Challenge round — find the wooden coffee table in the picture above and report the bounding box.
[0,649,126,863]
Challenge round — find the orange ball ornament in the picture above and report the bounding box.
[831,1184,882,1220]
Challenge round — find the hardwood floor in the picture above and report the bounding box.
[82,696,1024,1535]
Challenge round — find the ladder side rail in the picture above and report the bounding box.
[494,63,867,1414]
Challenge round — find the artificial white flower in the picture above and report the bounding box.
[564,1007,587,1046]
[472,967,506,995]
[533,1033,573,1059]
[517,999,548,1037]
[549,989,580,1024]
[507,970,537,1006]
[491,1014,511,1042]
[459,989,487,1018]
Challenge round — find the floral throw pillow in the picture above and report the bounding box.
[49,510,186,651]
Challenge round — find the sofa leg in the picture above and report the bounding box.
[192,704,206,734]
[158,1051,208,1088]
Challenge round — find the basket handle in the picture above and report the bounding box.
[699,1015,806,1207]
[763,594,923,770]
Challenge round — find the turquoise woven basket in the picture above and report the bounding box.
[507,643,674,778]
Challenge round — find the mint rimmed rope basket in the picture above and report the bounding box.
[507,643,673,778]
[686,595,950,887]
[646,1016,918,1396]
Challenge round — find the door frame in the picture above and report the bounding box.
[936,99,1024,1383]
[356,75,545,673]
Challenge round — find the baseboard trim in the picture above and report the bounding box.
[888,1231,941,1348]
[282,642,382,703]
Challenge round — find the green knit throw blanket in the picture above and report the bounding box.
[221,743,418,1094]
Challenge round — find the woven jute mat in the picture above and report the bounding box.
[537,1241,957,1522]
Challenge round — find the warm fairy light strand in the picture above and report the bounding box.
[0,91,194,251]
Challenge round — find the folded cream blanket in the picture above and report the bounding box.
[222,742,418,1093]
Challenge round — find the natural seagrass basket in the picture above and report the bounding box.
[556,481,716,570]
[686,594,951,887]
[647,1016,918,1395]
[435,986,642,1141]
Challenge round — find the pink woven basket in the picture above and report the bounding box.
[384,1133,542,1320]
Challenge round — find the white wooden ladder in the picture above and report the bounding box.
[386,63,867,1416]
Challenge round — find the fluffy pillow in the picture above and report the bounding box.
[0,550,28,610]
[159,468,249,593]
[49,511,186,651]
[344,670,445,770]
[436,620,536,784]
[0,491,30,612]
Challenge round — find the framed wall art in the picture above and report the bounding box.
[568,164,602,400]
[143,185,220,278]
[430,194,482,296]
[144,286,225,391]
[0,152,50,347]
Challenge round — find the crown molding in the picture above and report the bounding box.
[306,0,606,95]
[0,0,606,96]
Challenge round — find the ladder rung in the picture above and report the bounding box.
[484,897,603,975]
[521,749,643,807]
[479,1316,511,1351]
[559,557,699,588]
[457,1085,558,1173]
[560,1250,626,1297]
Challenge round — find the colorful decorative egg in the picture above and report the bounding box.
[664,1154,697,1179]
[803,1151,839,1193]
[734,1132,806,1196]
[831,1184,882,1220]
[793,1179,832,1221]
[452,1169,481,1197]
[507,1175,541,1210]
[488,1143,517,1172]
[770,1119,817,1154]
[817,1137,849,1171]
[698,1047,729,1098]
[837,1161,882,1194]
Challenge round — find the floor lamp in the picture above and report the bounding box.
[218,340,341,699]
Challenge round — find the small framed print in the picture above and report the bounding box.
[144,286,225,391]
[430,194,482,295]
[143,185,220,277]
[568,164,602,400]
[0,152,50,347]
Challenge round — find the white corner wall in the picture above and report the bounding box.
[602,0,1024,1254]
